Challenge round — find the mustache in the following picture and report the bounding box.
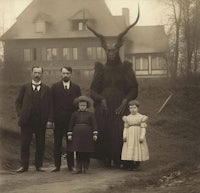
[63,77,69,81]
[34,76,41,80]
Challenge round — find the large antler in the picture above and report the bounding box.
[86,25,107,50]
[115,4,140,48]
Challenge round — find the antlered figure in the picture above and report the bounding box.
[88,6,140,167]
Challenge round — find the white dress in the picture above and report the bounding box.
[121,113,149,161]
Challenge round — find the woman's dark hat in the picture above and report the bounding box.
[73,95,93,108]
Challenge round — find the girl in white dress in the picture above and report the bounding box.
[121,100,149,170]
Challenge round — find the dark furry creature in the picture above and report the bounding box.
[88,6,139,166]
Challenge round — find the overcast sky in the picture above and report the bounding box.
[0,0,168,32]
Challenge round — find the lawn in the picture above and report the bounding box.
[0,76,200,193]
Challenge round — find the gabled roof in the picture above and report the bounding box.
[33,12,52,23]
[1,0,122,40]
[69,9,93,20]
[126,25,169,54]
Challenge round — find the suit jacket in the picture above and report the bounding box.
[15,82,53,127]
[51,81,81,125]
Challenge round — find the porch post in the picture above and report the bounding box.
[132,55,136,71]
[148,55,152,75]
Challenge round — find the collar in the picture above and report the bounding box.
[32,80,42,86]
[63,81,70,89]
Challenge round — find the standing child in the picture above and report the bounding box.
[67,96,98,174]
[121,100,149,170]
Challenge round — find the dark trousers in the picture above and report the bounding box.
[76,152,91,172]
[53,127,74,170]
[20,124,46,170]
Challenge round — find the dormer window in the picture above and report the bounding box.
[33,12,51,34]
[78,22,85,31]
[73,21,87,31]
[35,21,46,33]
[69,9,93,31]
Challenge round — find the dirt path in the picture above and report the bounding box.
[1,128,200,193]
[0,156,171,193]
[1,159,199,193]
[0,161,143,193]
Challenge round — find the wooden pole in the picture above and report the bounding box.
[158,93,173,114]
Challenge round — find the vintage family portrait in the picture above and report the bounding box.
[0,0,200,193]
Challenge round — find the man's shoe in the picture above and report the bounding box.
[16,167,28,173]
[36,167,45,172]
[51,167,60,172]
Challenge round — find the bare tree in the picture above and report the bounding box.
[171,0,183,79]
[181,0,200,76]
[191,0,200,73]
[165,0,200,79]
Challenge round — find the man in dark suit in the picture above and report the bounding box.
[15,66,53,173]
[51,66,81,172]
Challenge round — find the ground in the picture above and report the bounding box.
[0,79,200,193]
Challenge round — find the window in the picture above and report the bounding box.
[135,57,149,70]
[97,47,106,59]
[87,47,95,60]
[35,22,46,33]
[23,48,37,61]
[87,47,105,60]
[24,49,32,61]
[152,56,166,70]
[46,48,58,61]
[41,48,46,61]
[63,48,78,60]
[78,22,87,30]
[72,21,87,31]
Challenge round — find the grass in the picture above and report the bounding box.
[0,78,200,176]
[86,79,200,193]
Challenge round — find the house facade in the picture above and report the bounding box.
[0,0,169,82]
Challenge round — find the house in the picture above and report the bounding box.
[0,0,169,83]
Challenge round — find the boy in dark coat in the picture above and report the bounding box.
[67,96,98,174]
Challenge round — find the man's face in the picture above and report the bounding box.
[32,67,43,82]
[61,68,71,82]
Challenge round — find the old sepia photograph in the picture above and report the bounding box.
[0,0,200,193]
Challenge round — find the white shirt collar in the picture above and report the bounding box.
[63,81,70,90]
[32,80,42,86]
[32,80,42,91]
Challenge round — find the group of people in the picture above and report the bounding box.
[15,65,149,174]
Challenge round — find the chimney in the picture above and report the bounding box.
[122,8,130,26]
